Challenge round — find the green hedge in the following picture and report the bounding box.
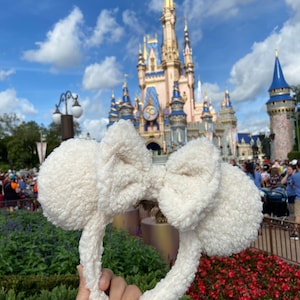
[0,209,172,297]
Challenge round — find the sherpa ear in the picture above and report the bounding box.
[158,138,221,232]
[38,139,99,230]
[95,120,152,215]
[196,163,263,256]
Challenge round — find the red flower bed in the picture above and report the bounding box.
[187,248,300,299]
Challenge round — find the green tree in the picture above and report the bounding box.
[6,121,41,169]
[292,85,300,152]
[0,113,20,138]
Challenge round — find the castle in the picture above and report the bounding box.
[107,0,296,164]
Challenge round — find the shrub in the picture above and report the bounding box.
[0,209,169,297]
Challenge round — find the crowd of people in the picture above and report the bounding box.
[231,158,300,240]
[0,170,38,210]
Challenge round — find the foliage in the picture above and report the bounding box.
[287,151,300,161]
[6,121,41,169]
[0,209,168,297]
[0,285,77,300]
[1,210,300,299]
[103,225,168,277]
[291,85,300,103]
[0,113,81,171]
[187,248,300,299]
[0,113,20,139]
[0,210,167,277]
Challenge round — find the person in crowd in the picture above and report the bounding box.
[230,159,237,167]
[269,167,281,190]
[281,164,296,217]
[18,176,27,193]
[76,265,141,300]
[244,161,263,190]
[260,164,270,188]
[290,160,300,240]
[3,174,20,210]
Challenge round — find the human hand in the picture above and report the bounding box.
[76,265,142,300]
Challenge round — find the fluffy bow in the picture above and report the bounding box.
[38,120,262,300]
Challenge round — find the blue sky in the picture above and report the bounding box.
[0,0,300,141]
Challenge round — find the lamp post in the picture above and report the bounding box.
[52,91,83,141]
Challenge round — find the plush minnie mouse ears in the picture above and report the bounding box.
[38,120,262,300]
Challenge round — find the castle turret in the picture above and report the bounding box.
[201,93,213,135]
[266,50,296,161]
[169,81,187,149]
[137,44,146,90]
[161,0,181,102]
[119,75,135,123]
[218,89,237,157]
[183,19,194,86]
[107,89,119,128]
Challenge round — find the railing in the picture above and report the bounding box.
[251,216,300,265]
[0,198,40,211]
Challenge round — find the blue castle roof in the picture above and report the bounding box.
[267,53,294,103]
[268,55,290,91]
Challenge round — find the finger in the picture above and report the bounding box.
[109,276,127,300]
[76,265,90,300]
[122,285,142,300]
[98,268,114,291]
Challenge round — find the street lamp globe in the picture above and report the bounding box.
[71,98,83,118]
[52,105,62,125]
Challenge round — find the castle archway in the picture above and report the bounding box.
[146,142,161,151]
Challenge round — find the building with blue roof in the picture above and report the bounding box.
[266,50,296,161]
[106,1,296,164]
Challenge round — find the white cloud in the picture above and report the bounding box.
[122,10,140,31]
[148,0,164,12]
[199,0,300,135]
[81,118,108,141]
[229,18,300,102]
[82,56,123,90]
[22,7,83,69]
[0,69,15,81]
[87,9,124,47]
[0,89,38,120]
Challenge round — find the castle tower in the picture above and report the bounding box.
[169,81,187,150]
[266,51,296,161]
[107,89,119,128]
[182,19,195,121]
[119,75,135,122]
[201,93,214,140]
[218,90,238,156]
[103,0,237,159]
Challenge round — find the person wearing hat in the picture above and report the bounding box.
[3,174,20,210]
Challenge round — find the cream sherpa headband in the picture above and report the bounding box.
[38,120,262,300]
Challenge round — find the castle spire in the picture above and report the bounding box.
[269,49,290,91]
[183,17,191,49]
[119,74,135,122]
[161,0,180,69]
[164,0,174,9]
[183,17,194,81]
[222,89,232,108]
[169,81,187,148]
[107,88,119,127]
